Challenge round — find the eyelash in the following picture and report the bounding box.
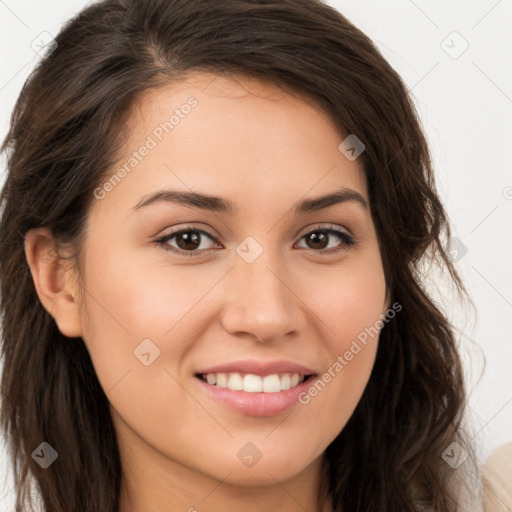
[153,223,357,257]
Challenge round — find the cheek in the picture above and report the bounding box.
[303,252,387,350]
[77,245,174,385]
[294,253,386,434]
[81,243,201,339]
[77,252,208,446]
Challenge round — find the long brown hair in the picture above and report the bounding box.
[0,0,479,510]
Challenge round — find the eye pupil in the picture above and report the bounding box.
[307,230,328,250]
[177,231,201,250]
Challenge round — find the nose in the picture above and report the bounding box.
[219,247,306,344]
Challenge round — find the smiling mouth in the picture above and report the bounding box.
[195,372,316,393]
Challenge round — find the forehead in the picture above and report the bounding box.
[127,71,342,145]
[90,71,368,220]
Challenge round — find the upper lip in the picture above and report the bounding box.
[196,359,317,377]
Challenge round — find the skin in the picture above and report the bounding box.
[25,72,389,512]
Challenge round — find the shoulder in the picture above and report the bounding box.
[482,442,512,512]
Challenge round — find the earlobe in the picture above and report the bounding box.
[24,227,83,338]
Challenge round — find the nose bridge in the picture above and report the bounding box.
[221,238,303,341]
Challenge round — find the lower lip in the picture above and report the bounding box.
[194,375,316,417]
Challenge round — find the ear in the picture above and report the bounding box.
[24,227,83,338]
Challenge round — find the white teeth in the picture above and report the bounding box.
[201,372,306,392]
[280,373,291,390]
[227,372,244,391]
[217,373,228,388]
[262,374,281,393]
[244,374,263,392]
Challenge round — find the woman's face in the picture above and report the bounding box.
[68,72,388,497]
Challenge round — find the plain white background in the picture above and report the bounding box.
[0,0,511,508]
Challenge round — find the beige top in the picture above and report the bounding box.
[483,442,512,512]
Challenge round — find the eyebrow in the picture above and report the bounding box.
[132,187,368,215]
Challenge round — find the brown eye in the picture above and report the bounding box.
[174,231,202,251]
[304,230,330,250]
[296,227,356,254]
[155,227,219,256]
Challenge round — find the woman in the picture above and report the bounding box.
[0,0,485,510]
